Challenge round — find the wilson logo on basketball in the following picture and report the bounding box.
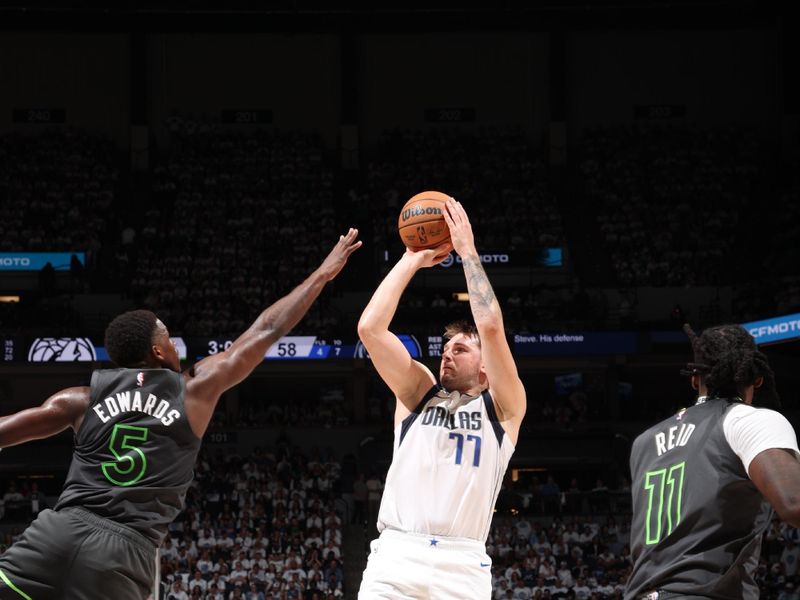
[401,206,443,222]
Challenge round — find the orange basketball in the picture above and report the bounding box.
[398,190,451,250]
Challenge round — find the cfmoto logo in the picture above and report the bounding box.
[438,253,509,268]
[0,257,31,267]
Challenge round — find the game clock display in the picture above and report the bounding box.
[199,335,422,360]
[202,336,350,360]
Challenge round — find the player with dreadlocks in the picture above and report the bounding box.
[625,323,800,600]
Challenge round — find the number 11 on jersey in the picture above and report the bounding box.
[644,461,686,545]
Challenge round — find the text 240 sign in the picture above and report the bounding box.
[12,108,66,124]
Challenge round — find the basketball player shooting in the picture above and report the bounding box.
[357,199,526,599]
[0,229,361,600]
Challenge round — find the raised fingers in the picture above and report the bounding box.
[445,198,467,226]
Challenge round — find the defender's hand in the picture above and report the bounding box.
[318,228,362,281]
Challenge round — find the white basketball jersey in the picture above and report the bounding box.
[377,385,515,542]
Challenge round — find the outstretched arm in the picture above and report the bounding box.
[443,199,526,443]
[358,245,451,424]
[185,229,361,434]
[0,387,90,448]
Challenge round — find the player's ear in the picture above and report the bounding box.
[690,374,700,391]
[478,363,489,386]
[754,376,764,388]
[151,343,170,367]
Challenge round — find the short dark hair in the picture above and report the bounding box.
[683,323,779,407]
[443,320,481,346]
[104,309,158,367]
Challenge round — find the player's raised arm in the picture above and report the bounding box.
[443,199,526,441]
[185,229,361,415]
[357,245,451,420]
[0,387,89,448]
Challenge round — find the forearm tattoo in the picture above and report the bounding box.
[462,256,498,319]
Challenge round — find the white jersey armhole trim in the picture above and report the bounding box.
[723,403,800,477]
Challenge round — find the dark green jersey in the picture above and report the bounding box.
[625,398,772,600]
[55,368,201,545]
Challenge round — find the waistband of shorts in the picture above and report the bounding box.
[60,507,156,552]
[379,528,486,552]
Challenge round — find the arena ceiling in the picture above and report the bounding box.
[0,0,783,32]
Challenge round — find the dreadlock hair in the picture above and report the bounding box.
[682,323,780,408]
[443,320,481,346]
[104,309,158,368]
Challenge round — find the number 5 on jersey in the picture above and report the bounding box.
[102,424,149,486]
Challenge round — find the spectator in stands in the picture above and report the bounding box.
[207,582,225,600]
[573,577,591,599]
[188,571,207,594]
[589,479,609,514]
[779,582,799,600]
[782,541,800,578]
[167,580,189,600]
[540,476,562,515]
[352,473,367,525]
[365,472,382,528]
[230,559,250,586]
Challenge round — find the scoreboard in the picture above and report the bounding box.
[0,334,429,363]
[202,334,425,361]
[5,319,793,364]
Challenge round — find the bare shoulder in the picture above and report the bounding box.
[45,386,92,430]
[51,386,91,409]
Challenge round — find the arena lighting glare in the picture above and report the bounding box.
[0,295,20,303]
[453,292,470,302]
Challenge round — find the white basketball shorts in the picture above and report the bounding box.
[358,529,492,599]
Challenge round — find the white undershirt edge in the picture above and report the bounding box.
[722,403,800,477]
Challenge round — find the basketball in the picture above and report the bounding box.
[397,190,451,250]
